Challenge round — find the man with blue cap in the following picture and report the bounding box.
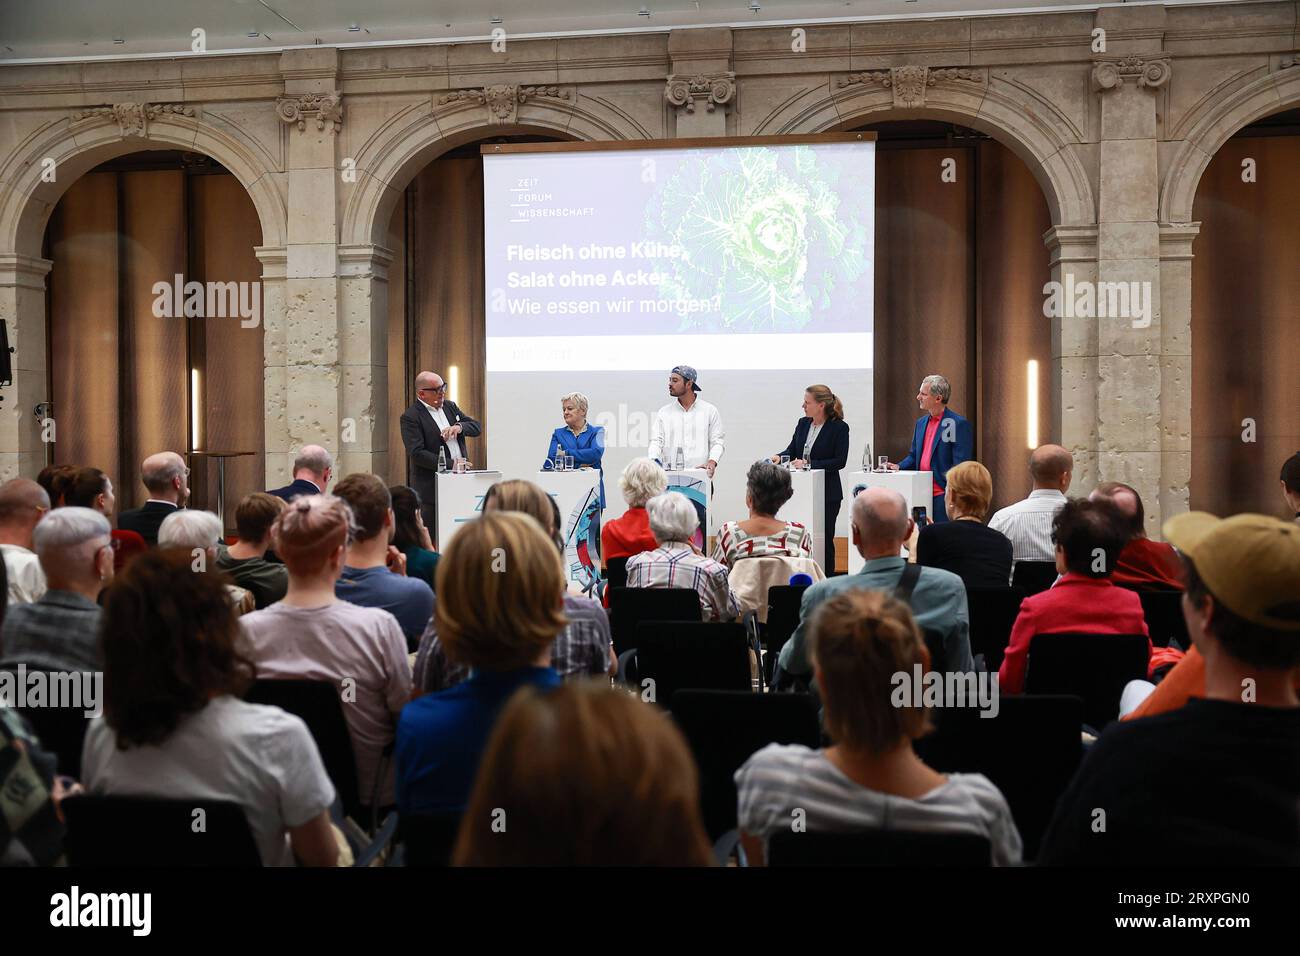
[647,365,725,479]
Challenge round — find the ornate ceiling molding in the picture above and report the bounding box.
[276,92,344,133]
[436,84,570,124]
[837,66,984,109]
[69,103,195,138]
[664,72,736,115]
[1091,56,1172,92]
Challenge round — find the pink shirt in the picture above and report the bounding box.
[919,415,943,497]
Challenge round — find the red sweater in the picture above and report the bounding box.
[601,506,657,561]
[1111,537,1184,590]
[998,573,1152,694]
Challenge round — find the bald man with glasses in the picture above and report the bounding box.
[400,371,482,537]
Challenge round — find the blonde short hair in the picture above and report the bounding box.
[944,460,994,520]
[435,511,567,672]
[560,392,589,416]
[619,457,668,508]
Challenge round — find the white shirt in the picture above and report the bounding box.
[803,423,823,460]
[987,488,1068,566]
[647,397,725,469]
[419,398,463,460]
[1,544,47,605]
[82,695,335,866]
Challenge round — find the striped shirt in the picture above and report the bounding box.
[987,489,1068,566]
[626,542,741,622]
[736,744,1023,866]
[712,520,814,569]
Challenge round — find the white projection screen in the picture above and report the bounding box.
[483,135,875,550]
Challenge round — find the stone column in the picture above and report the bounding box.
[1044,225,1101,498]
[337,244,393,480]
[665,29,735,138]
[257,245,290,487]
[0,254,53,481]
[1156,223,1199,523]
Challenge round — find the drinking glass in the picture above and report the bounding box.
[780,455,791,468]
[877,455,891,473]
[565,455,575,471]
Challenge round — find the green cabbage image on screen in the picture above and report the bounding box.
[644,145,871,332]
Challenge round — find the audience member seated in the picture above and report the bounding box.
[0,478,49,605]
[241,495,411,814]
[0,507,112,673]
[332,473,434,649]
[36,464,77,510]
[915,460,1012,588]
[738,588,1022,866]
[390,485,439,591]
[626,492,740,623]
[1039,512,1300,865]
[1281,452,1300,525]
[601,457,666,563]
[81,549,339,867]
[997,497,1151,695]
[63,467,146,572]
[158,510,256,615]
[215,493,289,610]
[988,444,1073,579]
[712,460,813,569]
[116,452,190,547]
[1,703,76,865]
[268,444,334,502]
[779,487,973,677]
[414,479,615,693]
[397,511,567,815]
[1089,481,1183,590]
[453,681,713,866]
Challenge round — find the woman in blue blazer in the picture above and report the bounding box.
[543,392,606,507]
[771,385,850,574]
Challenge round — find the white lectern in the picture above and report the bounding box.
[783,469,825,559]
[844,470,933,574]
[537,468,603,596]
[435,470,502,550]
[665,467,711,549]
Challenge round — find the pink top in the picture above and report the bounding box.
[919,415,943,498]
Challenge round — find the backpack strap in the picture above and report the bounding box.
[893,562,922,603]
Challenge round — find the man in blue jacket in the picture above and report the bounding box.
[888,374,972,524]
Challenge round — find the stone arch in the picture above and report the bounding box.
[752,74,1095,228]
[341,92,649,250]
[1160,65,1300,225]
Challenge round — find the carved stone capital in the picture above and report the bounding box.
[1092,56,1172,92]
[276,92,344,133]
[1281,51,1300,69]
[436,84,570,124]
[837,66,984,109]
[70,102,195,138]
[664,73,735,115]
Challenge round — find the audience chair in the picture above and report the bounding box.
[922,628,948,675]
[1023,633,1149,731]
[1011,561,1058,596]
[915,694,1084,861]
[397,811,464,867]
[763,585,809,686]
[622,622,752,706]
[767,829,991,867]
[965,587,1026,671]
[1136,589,1190,649]
[2,667,91,779]
[671,689,821,847]
[604,556,629,590]
[607,586,702,656]
[728,556,824,624]
[62,796,263,866]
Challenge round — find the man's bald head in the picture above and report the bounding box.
[850,486,912,558]
[1029,444,1073,492]
[415,370,446,408]
[415,371,443,391]
[0,479,50,540]
[1090,480,1144,539]
[293,444,333,485]
[141,451,190,503]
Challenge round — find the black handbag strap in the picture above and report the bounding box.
[893,562,922,603]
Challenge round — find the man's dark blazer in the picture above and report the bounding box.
[775,417,851,503]
[267,478,323,503]
[897,407,973,491]
[116,500,180,547]
[399,399,483,529]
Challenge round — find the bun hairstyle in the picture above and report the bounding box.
[272,494,354,576]
[806,384,844,422]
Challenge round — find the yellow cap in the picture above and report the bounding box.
[1163,512,1300,632]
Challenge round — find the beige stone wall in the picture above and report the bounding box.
[1,2,1297,530]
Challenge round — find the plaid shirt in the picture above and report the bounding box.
[413,593,614,694]
[625,542,741,622]
[0,590,102,673]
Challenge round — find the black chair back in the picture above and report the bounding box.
[965,586,1026,671]
[608,586,702,656]
[767,829,991,866]
[1136,589,1189,649]
[671,689,821,841]
[2,668,92,778]
[632,622,751,707]
[764,585,807,685]
[245,678,363,820]
[399,811,464,867]
[1023,632,1149,730]
[604,557,629,590]
[62,795,262,866]
[915,693,1084,861]
[1012,561,1058,595]
[921,628,947,674]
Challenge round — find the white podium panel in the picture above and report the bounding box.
[784,469,825,559]
[845,470,933,574]
[537,469,603,597]
[435,471,503,550]
[665,467,711,549]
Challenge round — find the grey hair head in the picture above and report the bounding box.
[619,457,668,508]
[32,506,111,555]
[646,492,699,544]
[921,374,951,404]
[293,444,333,477]
[560,392,589,416]
[158,510,223,550]
[746,460,794,517]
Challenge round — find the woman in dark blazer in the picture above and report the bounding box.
[771,385,850,574]
[915,460,1013,589]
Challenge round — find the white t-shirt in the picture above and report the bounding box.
[1,544,47,605]
[735,743,1023,866]
[81,695,335,866]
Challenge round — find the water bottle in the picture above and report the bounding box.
[862,443,872,472]
[438,447,448,473]
[674,448,684,472]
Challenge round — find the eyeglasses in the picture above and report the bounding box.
[419,385,447,394]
